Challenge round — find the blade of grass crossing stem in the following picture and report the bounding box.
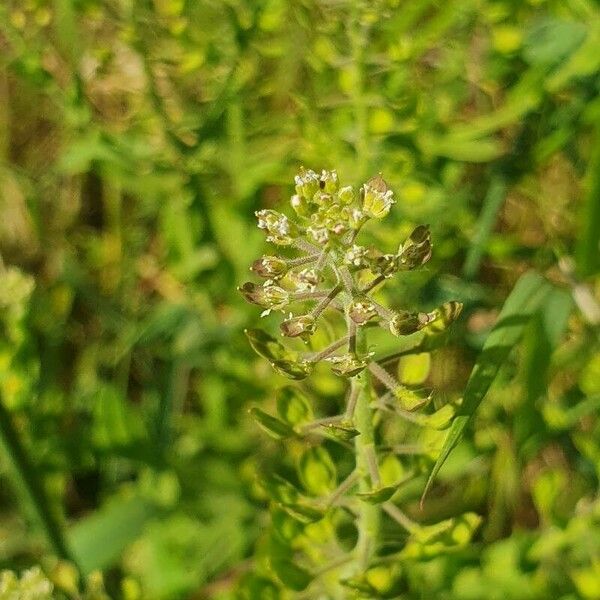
[0,392,79,570]
[421,271,554,504]
[575,120,600,278]
[463,176,507,279]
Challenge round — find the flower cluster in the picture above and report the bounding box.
[239,169,468,598]
[240,168,461,380]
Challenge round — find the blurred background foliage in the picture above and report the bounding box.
[0,0,599,598]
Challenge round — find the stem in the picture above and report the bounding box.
[326,471,360,509]
[344,384,359,420]
[291,289,335,302]
[361,274,385,294]
[383,503,419,534]
[309,336,349,362]
[287,254,320,268]
[353,328,380,571]
[0,393,79,570]
[300,414,345,432]
[310,284,343,319]
[368,361,401,394]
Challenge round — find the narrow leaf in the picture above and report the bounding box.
[421,271,553,503]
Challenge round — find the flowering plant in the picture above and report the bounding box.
[239,169,476,598]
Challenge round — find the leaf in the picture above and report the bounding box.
[250,407,296,440]
[69,494,157,574]
[281,502,325,524]
[297,447,337,496]
[276,387,313,426]
[421,271,554,503]
[270,558,312,592]
[462,176,507,279]
[356,486,397,504]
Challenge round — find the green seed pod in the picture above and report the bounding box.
[427,301,463,332]
[251,256,289,279]
[389,310,431,336]
[348,299,378,325]
[326,353,370,377]
[239,282,289,310]
[367,250,399,278]
[245,328,294,362]
[280,314,316,339]
[361,174,395,219]
[270,359,313,381]
[398,224,432,269]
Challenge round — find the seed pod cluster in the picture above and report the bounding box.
[239,169,470,598]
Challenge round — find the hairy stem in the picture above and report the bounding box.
[353,328,380,571]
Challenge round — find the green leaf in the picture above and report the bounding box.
[276,387,313,426]
[281,502,325,524]
[320,422,360,441]
[260,474,300,505]
[69,494,157,574]
[245,329,313,380]
[421,271,553,502]
[462,176,507,279]
[270,558,312,592]
[356,486,397,504]
[250,407,295,440]
[297,446,337,496]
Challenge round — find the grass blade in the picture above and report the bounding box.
[421,271,554,504]
[0,392,78,568]
[575,119,600,278]
[463,176,507,279]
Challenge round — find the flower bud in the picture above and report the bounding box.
[251,256,288,279]
[361,174,395,219]
[294,167,320,200]
[389,310,432,336]
[255,209,298,245]
[307,226,329,245]
[348,299,377,325]
[369,253,399,278]
[319,169,339,193]
[326,353,370,377]
[344,244,368,268]
[288,268,320,292]
[398,224,432,269]
[239,282,289,309]
[280,314,316,338]
[338,185,355,205]
[290,194,311,218]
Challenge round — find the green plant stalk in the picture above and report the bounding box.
[353,328,380,571]
[0,392,79,570]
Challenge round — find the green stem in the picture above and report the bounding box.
[0,392,79,569]
[353,328,380,571]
